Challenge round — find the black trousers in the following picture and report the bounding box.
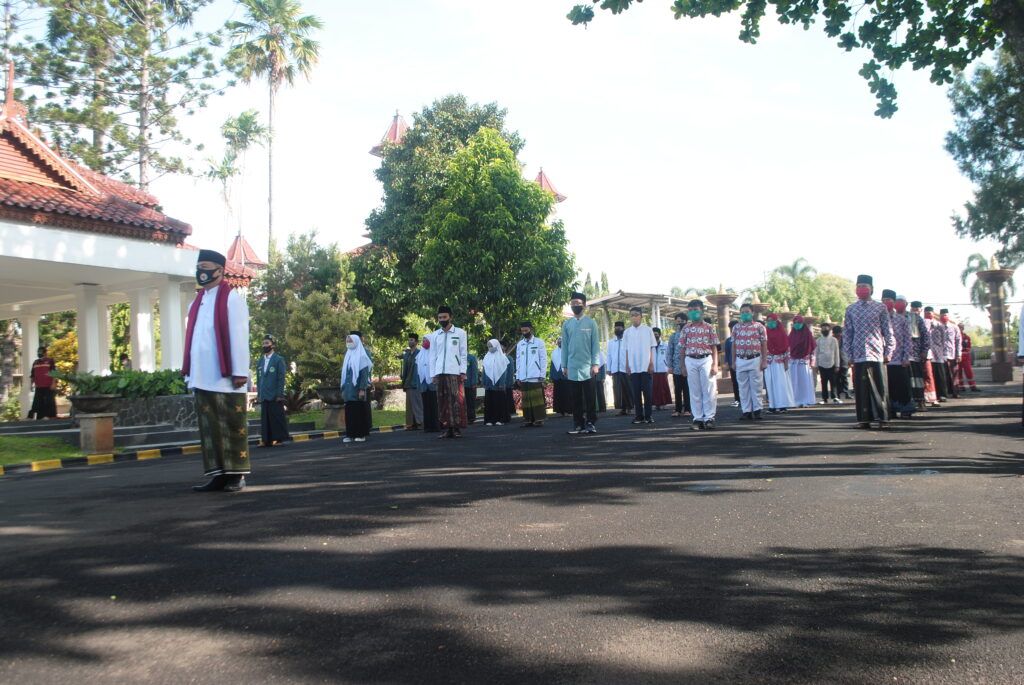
[818,367,837,401]
[465,390,477,423]
[422,389,440,431]
[345,400,371,438]
[837,366,849,395]
[730,371,740,401]
[569,378,598,428]
[630,372,653,420]
[931,360,949,399]
[260,399,291,444]
[29,386,57,419]
[853,361,890,423]
[483,389,509,424]
[672,373,692,413]
[945,360,960,398]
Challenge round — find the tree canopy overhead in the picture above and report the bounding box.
[568,0,1022,118]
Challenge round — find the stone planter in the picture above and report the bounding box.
[316,386,346,430]
[68,394,121,414]
[316,386,345,406]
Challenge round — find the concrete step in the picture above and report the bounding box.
[0,419,74,434]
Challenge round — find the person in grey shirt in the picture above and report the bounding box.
[667,312,691,417]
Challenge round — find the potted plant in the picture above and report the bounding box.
[297,352,345,406]
[53,371,122,414]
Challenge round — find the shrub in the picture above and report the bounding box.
[0,395,19,421]
[54,369,187,398]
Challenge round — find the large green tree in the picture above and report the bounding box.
[415,127,575,348]
[567,0,1020,118]
[354,94,526,339]
[755,271,855,324]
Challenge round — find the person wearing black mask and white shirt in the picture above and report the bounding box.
[429,306,468,439]
[604,321,633,416]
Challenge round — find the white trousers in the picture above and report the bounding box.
[685,355,717,422]
[735,356,764,413]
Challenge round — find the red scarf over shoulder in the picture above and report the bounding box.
[182,283,233,378]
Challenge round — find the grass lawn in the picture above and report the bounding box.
[246,408,407,430]
[0,436,83,465]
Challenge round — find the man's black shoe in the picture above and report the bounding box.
[753,410,763,420]
[704,420,715,430]
[223,476,246,492]
[192,475,228,492]
[690,422,700,431]
[646,418,654,424]
[740,412,752,420]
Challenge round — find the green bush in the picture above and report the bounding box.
[0,395,20,421]
[54,369,187,398]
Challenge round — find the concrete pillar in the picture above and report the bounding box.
[159,277,184,371]
[601,305,611,344]
[75,284,103,374]
[18,313,39,419]
[79,412,116,453]
[99,302,112,373]
[977,268,1016,382]
[128,288,156,372]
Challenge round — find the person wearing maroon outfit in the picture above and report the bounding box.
[29,346,57,420]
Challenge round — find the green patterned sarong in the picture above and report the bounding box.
[194,389,251,476]
[521,382,546,423]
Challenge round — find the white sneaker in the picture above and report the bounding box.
[343,437,353,443]
[731,400,740,407]
[485,422,493,426]
[495,422,503,426]
[354,437,366,442]
[833,398,842,404]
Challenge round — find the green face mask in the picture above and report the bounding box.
[740,312,753,322]
[767,321,778,329]
[793,323,804,330]
[688,310,702,322]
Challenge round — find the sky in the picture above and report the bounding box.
[136,0,1005,326]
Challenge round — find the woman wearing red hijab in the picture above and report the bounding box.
[788,315,817,407]
[764,313,795,413]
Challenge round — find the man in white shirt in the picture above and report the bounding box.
[429,305,468,439]
[183,249,250,493]
[604,321,632,415]
[814,322,841,405]
[515,321,548,427]
[623,306,657,424]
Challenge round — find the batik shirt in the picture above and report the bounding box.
[942,322,962,360]
[909,313,930,362]
[842,299,894,363]
[924,318,944,362]
[679,321,719,357]
[888,313,912,366]
[732,322,767,359]
[667,328,684,374]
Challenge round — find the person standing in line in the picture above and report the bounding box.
[815,322,841,405]
[482,339,512,426]
[907,300,931,410]
[842,275,895,430]
[605,321,633,416]
[417,336,441,432]
[561,291,601,435]
[788,315,817,407]
[549,338,572,417]
[28,346,57,420]
[651,327,672,410]
[515,322,548,427]
[464,350,480,424]
[833,325,851,399]
[595,347,608,413]
[341,334,373,443]
[883,291,915,419]
[764,313,795,414]
[679,299,720,430]
[667,313,692,418]
[939,309,962,399]
[732,303,768,420]
[957,322,979,392]
[722,320,741,408]
[429,306,468,439]
[183,249,250,493]
[256,334,290,446]
[924,306,949,402]
[401,334,424,430]
[623,306,657,425]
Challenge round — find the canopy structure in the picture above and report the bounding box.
[586,291,706,341]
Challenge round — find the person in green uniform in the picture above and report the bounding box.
[561,291,602,435]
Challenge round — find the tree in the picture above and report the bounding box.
[285,290,366,393]
[206,109,269,238]
[416,127,576,348]
[960,252,1017,310]
[774,257,817,282]
[354,94,526,339]
[566,0,1019,118]
[757,272,855,323]
[946,50,1024,265]
[226,0,323,255]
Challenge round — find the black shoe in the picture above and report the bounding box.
[223,476,246,493]
[192,475,228,492]
[690,422,700,431]
[753,410,763,420]
[646,418,654,424]
[585,422,598,434]
[567,426,586,435]
[778,408,788,413]
[740,412,752,420]
[970,387,980,392]
[704,420,715,430]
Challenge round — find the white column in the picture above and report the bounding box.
[100,302,112,374]
[75,284,102,374]
[128,288,156,371]
[19,313,39,419]
[159,277,183,371]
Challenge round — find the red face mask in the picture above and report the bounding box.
[940,315,949,323]
[924,312,933,319]
[894,301,907,313]
[883,300,894,311]
[855,286,871,299]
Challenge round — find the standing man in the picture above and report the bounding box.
[561,291,601,435]
[722,321,741,408]
[256,334,290,447]
[732,303,768,420]
[679,299,720,430]
[400,334,424,430]
[183,249,250,492]
[651,327,672,410]
[815,322,840,405]
[940,309,962,399]
[842,275,895,430]
[884,292,915,419]
[464,350,480,424]
[623,306,657,425]
[417,336,441,432]
[429,306,468,439]
[907,300,931,410]
[28,346,57,420]
[924,306,950,402]
[957,322,979,392]
[667,312,692,417]
[515,321,548,427]
[605,321,633,416]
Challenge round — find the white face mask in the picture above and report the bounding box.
[346,342,356,350]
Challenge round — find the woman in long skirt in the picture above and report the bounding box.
[482,340,511,426]
[418,336,441,432]
[765,313,794,413]
[341,334,373,442]
[788,315,817,407]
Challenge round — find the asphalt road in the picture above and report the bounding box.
[2,381,1023,684]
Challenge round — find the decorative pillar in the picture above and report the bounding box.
[75,284,103,374]
[159,277,184,371]
[706,289,739,350]
[18,313,39,419]
[802,308,820,330]
[976,263,1016,382]
[128,288,156,372]
[602,304,611,344]
[749,293,771,322]
[779,302,796,333]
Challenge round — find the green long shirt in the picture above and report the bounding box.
[560,315,601,382]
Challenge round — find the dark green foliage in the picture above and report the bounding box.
[54,369,187,397]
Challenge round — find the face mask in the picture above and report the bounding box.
[895,302,907,313]
[196,267,219,285]
[614,329,624,338]
[940,315,949,323]
[924,312,933,319]
[522,332,532,339]
[767,321,778,329]
[571,305,584,315]
[439,319,452,328]
[740,312,753,322]
[346,341,356,350]
[676,321,685,329]
[261,345,272,354]
[821,329,831,336]
[884,301,894,311]
[793,323,804,330]
[688,310,702,322]
[856,286,871,299]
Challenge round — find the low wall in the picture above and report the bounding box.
[109,394,197,429]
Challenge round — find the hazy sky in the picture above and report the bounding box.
[143,0,1006,326]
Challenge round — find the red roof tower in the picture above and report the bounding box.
[369,111,408,157]
[226,233,267,268]
[535,168,567,203]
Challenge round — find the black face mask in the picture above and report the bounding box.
[261,345,273,354]
[196,267,220,286]
[614,329,624,338]
[522,332,532,339]
[821,330,831,337]
[571,305,584,315]
[439,319,452,329]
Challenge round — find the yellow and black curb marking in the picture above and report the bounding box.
[0,424,407,477]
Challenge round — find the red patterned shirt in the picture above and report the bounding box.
[732,322,767,358]
[32,357,55,388]
[679,321,719,357]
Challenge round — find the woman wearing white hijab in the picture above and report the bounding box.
[341,334,373,442]
[482,339,512,425]
[416,335,441,432]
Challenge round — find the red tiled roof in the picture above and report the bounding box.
[369,111,408,157]
[226,233,266,267]
[535,168,566,203]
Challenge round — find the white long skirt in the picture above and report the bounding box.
[789,358,817,406]
[765,361,794,409]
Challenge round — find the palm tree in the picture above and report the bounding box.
[773,258,817,281]
[961,253,1017,309]
[227,0,323,256]
[207,110,270,246]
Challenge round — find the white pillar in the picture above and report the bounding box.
[19,313,39,419]
[75,284,102,374]
[128,288,156,372]
[159,277,183,371]
[99,302,112,374]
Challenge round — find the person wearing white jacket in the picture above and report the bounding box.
[430,305,469,438]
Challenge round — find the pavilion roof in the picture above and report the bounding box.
[226,233,266,267]
[535,168,566,203]
[586,291,700,318]
[369,111,408,157]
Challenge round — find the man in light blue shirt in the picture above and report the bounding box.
[561,291,601,435]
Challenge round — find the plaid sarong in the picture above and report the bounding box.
[436,374,467,429]
[195,389,250,476]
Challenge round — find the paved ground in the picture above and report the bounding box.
[2,379,1023,684]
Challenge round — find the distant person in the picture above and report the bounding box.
[464,350,480,424]
[667,312,691,417]
[940,309,962,399]
[722,320,741,408]
[429,306,468,439]
[482,339,512,426]
[883,291,915,419]
[842,274,894,430]
[515,321,547,427]
[957,322,979,392]
[561,291,601,435]
[623,306,656,425]
[119,352,132,371]
[417,336,440,432]
[907,300,931,410]
[788,315,816,407]
[549,338,572,416]
[651,327,672,410]
[814,322,840,405]
[731,303,768,420]
[924,306,949,401]
[679,299,720,430]
[256,334,290,446]
[341,334,372,443]
[764,313,795,414]
[833,324,851,399]
[605,321,633,415]
[28,346,57,420]
[400,334,424,430]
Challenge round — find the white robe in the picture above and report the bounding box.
[789,358,817,406]
[185,284,249,394]
[765,361,794,409]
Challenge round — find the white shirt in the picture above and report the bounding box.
[429,325,468,376]
[515,336,548,382]
[815,335,839,368]
[622,324,657,373]
[605,337,626,374]
[185,284,250,394]
[653,340,668,373]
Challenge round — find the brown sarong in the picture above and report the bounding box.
[436,373,467,429]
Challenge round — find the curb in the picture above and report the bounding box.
[0,424,408,477]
